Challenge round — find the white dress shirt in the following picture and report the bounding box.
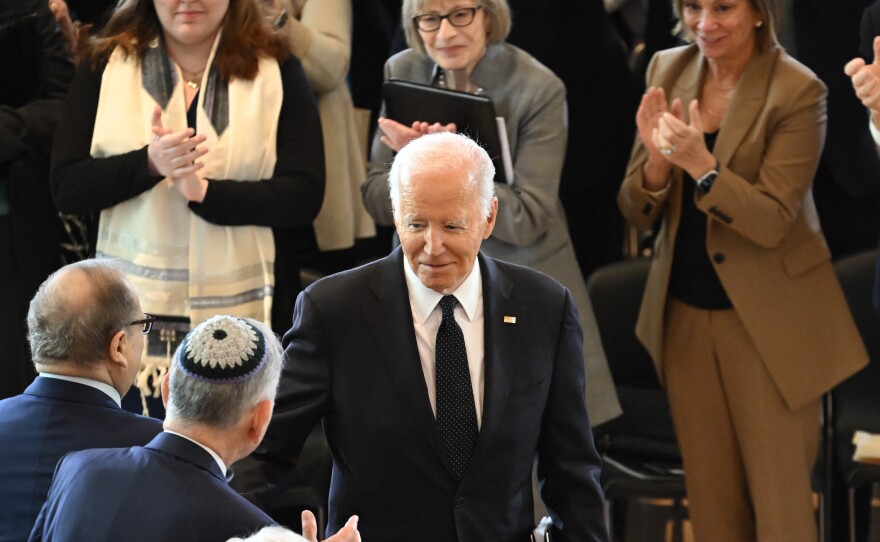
[403,258,485,428]
[869,117,880,150]
[39,373,122,407]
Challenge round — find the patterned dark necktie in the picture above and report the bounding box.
[435,295,479,480]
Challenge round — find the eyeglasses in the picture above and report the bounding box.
[413,6,482,32]
[123,314,156,335]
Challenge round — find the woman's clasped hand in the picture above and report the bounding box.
[146,105,209,202]
[377,117,456,152]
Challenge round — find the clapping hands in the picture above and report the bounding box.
[636,87,717,189]
[147,105,209,202]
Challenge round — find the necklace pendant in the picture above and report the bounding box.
[186,80,199,90]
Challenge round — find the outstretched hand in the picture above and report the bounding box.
[147,105,209,202]
[301,510,360,542]
[377,117,457,152]
[845,36,880,127]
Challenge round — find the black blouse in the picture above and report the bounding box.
[668,131,732,310]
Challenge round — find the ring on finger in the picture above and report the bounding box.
[660,145,676,156]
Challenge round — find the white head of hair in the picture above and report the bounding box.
[226,525,306,542]
[387,132,496,221]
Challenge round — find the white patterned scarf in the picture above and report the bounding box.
[91,34,282,405]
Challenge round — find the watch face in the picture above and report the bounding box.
[699,172,718,193]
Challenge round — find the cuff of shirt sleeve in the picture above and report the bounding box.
[643,183,670,198]
[870,118,880,150]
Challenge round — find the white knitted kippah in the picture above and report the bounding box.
[176,315,267,382]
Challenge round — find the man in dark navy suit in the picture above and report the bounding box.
[0,259,162,542]
[28,315,361,542]
[243,132,609,541]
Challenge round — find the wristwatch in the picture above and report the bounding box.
[695,163,719,194]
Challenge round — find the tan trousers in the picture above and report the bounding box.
[663,299,820,542]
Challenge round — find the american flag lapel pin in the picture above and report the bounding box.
[503,316,516,324]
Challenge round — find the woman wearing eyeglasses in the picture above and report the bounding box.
[49,0,324,411]
[361,0,621,427]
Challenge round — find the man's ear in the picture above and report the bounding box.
[160,372,171,408]
[247,399,274,446]
[483,197,499,240]
[107,330,128,368]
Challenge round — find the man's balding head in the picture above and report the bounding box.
[27,260,141,369]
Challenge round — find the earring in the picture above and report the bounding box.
[755,20,764,28]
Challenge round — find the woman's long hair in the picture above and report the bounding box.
[88,0,289,80]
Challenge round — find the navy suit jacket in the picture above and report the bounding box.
[250,248,608,541]
[29,432,275,542]
[0,377,162,542]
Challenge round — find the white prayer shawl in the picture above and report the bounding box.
[91,36,282,398]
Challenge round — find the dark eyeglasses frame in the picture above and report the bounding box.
[124,314,156,335]
[413,6,482,32]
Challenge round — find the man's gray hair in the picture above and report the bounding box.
[388,132,496,220]
[27,259,140,368]
[165,318,284,429]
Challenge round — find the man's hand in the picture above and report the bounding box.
[845,36,880,128]
[301,510,360,542]
[147,105,209,201]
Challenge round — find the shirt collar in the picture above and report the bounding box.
[163,429,228,477]
[403,254,482,324]
[38,373,122,407]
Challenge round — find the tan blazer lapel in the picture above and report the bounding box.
[672,49,702,107]
[714,46,778,167]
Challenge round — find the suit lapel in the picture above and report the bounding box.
[713,46,778,167]
[468,254,519,467]
[363,248,453,473]
[663,45,776,237]
[363,251,524,479]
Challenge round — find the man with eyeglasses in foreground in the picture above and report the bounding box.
[28,315,361,542]
[0,259,163,541]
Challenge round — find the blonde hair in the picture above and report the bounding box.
[401,0,511,57]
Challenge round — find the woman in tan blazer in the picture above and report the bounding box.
[618,0,868,540]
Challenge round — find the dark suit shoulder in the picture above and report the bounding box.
[304,255,393,301]
[45,445,273,540]
[484,255,572,313]
[289,256,406,340]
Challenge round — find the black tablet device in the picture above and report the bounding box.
[382,78,509,184]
